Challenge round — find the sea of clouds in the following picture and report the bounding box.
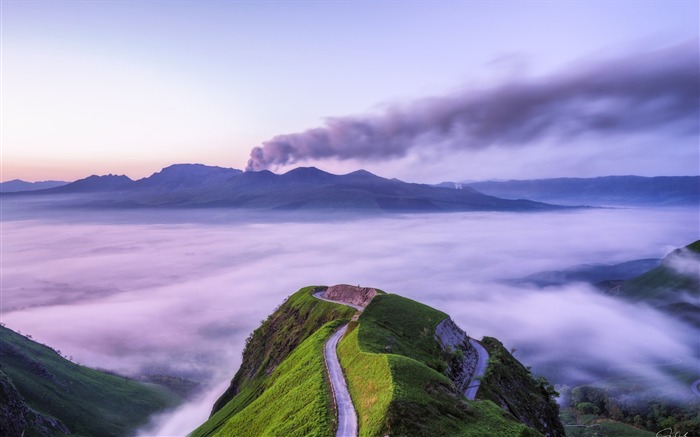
[1,203,697,434]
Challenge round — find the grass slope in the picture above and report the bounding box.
[191,286,356,436]
[340,293,546,436]
[620,240,700,327]
[209,321,344,437]
[336,323,392,436]
[0,325,181,437]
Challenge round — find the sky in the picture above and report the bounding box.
[1,0,698,182]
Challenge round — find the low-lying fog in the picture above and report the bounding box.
[1,202,698,435]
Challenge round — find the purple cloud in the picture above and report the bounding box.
[247,41,699,171]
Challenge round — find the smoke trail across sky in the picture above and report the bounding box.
[246,41,699,172]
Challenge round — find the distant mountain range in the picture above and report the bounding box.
[5,165,696,211]
[4,164,555,212]
[436,176,699,206]
[0,179,68,193]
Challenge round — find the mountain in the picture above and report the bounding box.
[438,176,700,206]
[520,258,662,288]
[0,180,68,193]
[132,163,242,192]
[7,165,559,212]
[192,285,564,437]
[46,174,135,193]
[0,324,183,436]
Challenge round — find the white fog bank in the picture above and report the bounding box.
[1,206,697,434]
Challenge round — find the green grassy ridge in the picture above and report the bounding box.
[342,293,548,436]
[618,240,700,329]
[621,240,700,301]
[336,322,392,436]
[193,321,344,437]
[194,288,562,436]
[0,325,182,437]
[194,286,356,436]
[210,286,357,416]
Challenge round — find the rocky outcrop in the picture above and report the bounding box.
[434,317,479,395]
[322,284,378,308]
[0,370,70,437]
[479,337,566,437]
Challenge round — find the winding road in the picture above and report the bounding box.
[325,324,358,437]
[314,291,359,437]
[465,339,489,400]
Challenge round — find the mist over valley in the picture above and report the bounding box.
[2,196,697,433]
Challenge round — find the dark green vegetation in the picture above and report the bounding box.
[8,164,559,212]
[618,240,700,327]
[341,293,563,436]
[478,337,563,435]
[556,241,700,436]
[191,286,356,437]
[192,287,565,436]
[0,325,182,437]
[560,385,699,436]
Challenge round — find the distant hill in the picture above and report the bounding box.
[0,180,68,193]
[0,324,183,437]
[520,258,662,287]
[47,174,134,193]
[192,285,564,437]
[6,165,559,213]
[617,240,700,327]
[437,176,699,206]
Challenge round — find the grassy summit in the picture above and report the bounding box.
[191,286,563,437]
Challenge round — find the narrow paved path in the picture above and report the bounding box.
[465,339,489,400]
[313,291,359,437]
[326,324,358,437]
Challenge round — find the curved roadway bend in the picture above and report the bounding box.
[465,339,489,400]
[314,291,363,311]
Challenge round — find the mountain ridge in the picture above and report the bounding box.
[445,175,700,206]
[192,285,564,436]
[4,164,560,213]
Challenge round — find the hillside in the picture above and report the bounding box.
[0,325,183,437]
[4,165,559,213]
[618,240,700,327]
[449,176,699,206]
[191,285,564,436]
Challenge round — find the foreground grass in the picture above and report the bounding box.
[0,325,181,437]
[337,323,392,437]
[191,286,355,436]
[344,293,542,436]
[210,321,344,437]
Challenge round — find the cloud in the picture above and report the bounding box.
[246,40,699,171]
[2,204,698,434]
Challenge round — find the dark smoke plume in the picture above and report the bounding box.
[246,41,699,171]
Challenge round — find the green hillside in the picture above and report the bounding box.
[619,240,699,327]
[191,286,357,436]
[0,324,182,437]
[192,286,564,436]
